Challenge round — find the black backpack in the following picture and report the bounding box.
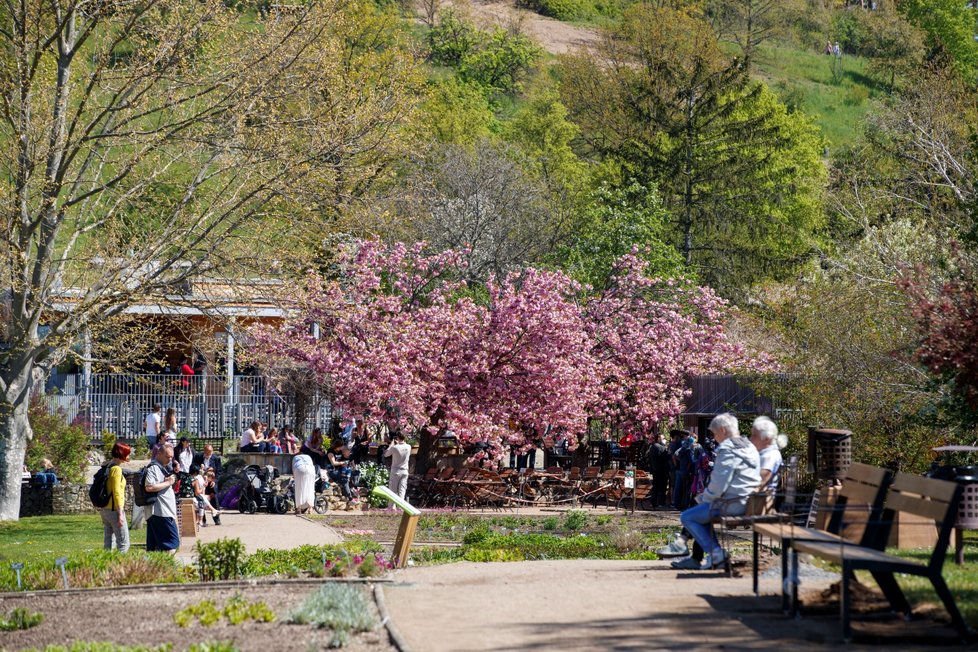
[89,464,112,508]
[133,463,159,507]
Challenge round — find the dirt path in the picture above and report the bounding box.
[382,559,959,649]
[440,0,600,55]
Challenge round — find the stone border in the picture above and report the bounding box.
[374,583,411,652]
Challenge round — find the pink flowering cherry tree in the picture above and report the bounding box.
[249,240,597,463]
[250,240,764,465]
[584,253,758,438]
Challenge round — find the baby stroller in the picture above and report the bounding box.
[238,464,288,514]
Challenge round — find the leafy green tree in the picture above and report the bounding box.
[559,5,826,294]
[898,0,978,79]
[554,180,685,289]
[0,0,424,519]
[427,10,541,95]
[419,77,497,145]
[501,86,586,194]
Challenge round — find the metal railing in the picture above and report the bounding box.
[45,372,333,439]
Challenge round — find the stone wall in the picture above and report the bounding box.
[20,471,137,518]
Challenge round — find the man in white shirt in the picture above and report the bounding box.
[144,403,162,446]
[383,431,412,500]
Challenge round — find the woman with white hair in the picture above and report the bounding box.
[750,416,783,493]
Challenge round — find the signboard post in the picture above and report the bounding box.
[372,486,421,568]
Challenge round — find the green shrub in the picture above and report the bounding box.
[243,542,383,578]
[358,463,390,507]
[0,550,187,591]
[517,0,591,22]
[562,510,588,530]
[187,644,239,652]
[428,11,541,94]
[843,84,869,106]
[428,10,479,66]
[288,584,377,633]
[542,516,559,530]
[25,394,91,483]
[174,595,275,628]
[101,431,117,459]
[0,607,44,631]
[195,538,246,582]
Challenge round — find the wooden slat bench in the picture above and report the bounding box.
[753,462,892,610]
[789,472,969,642]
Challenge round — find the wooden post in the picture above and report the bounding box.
[372,485,421,568]
[392,513,419,568]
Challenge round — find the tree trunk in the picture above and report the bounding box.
[0,369,38,521]
[415,427,438,476]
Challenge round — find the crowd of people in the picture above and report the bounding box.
[100,400,777,561]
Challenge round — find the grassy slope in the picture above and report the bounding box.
[750,41,881,150]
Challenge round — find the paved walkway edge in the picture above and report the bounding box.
[374,583,412,652]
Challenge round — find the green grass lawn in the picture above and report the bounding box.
[753,41,883,150]
[0,515,147,568]
[861,536,978,628]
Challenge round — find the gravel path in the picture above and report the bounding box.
[174,513,343,562]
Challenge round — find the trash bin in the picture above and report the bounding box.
[807,427,852,481]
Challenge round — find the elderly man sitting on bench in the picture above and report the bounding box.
[675,413,760,570]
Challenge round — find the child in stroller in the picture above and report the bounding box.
[238,464,288,514]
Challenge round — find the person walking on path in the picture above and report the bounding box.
[145,444,180,553]
[675,413,760,570]
[101,442,132,552]
[145,404,162,447]
[384,431,412,500]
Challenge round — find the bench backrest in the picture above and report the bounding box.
[874,472,962,570]
[826,462,892,543]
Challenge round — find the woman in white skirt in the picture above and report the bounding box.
[292,453,315,514]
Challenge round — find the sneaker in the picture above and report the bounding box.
[707,549,728,569]
[199,521,207,528]
[213,514,222,526]
[656,536,689,558]
[670,556,703,570]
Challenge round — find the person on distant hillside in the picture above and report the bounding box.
[144,444,180,553]
[101,443,131,552]
[384,431,412,500]
[824,40,832,55]
[145,403,162,447]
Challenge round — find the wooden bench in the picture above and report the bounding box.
[753,462,892,609]
[789,472,969,642]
